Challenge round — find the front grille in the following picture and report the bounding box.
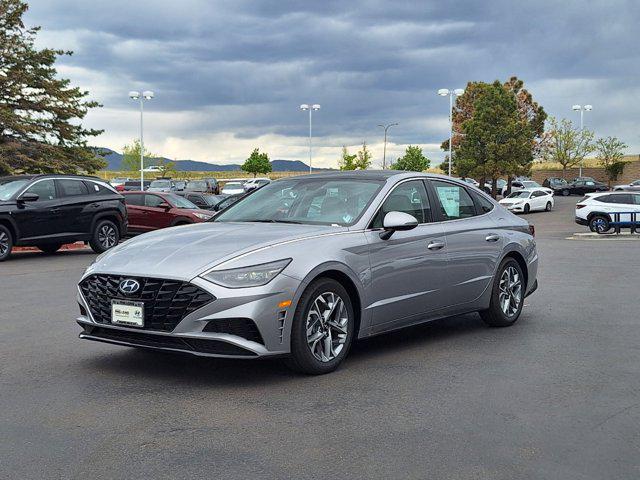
[83,326,256,356]
[80,274,215,332]
[203,318,264,345]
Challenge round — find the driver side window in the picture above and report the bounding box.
[25,180,57,201]
[144,194,165,208]
[370,180,431,229]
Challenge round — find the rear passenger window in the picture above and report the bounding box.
[431,181,477,220]
[473,191,495,213]
[633,195,640,205]
[58,179,89,197]
[85,181,112,195]
[370,180,431,228]
[124,194,143,206]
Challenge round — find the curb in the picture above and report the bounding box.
[12,242,90,253]
[566,232,640,241]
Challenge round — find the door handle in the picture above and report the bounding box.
[485,234,500,242]
[50,208,61,214]
[427,241,445,251]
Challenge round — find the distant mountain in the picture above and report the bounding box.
[95,148,332,172]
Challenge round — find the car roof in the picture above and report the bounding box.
[0,173,102,181]
[517,187,547,192]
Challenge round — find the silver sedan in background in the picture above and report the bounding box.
[76,171,538,374]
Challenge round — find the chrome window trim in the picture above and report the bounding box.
[17,177,118,198]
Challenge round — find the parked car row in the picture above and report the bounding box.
[109,176,271,195]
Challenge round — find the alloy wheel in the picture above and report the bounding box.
[305,291,349,362]
[0,231,9,256]
[98,225,117,249]
[499,266,522,317]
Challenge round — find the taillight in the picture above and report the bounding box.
[528,224,535,237]
[576,204,586,209]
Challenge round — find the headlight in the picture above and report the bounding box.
[201,258,292,288]
[193,212,213,220]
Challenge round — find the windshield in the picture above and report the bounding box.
[223,182,244,189]
[214,178,383,226]
[150,180,171,188]
[522,181,540,188]
[507,191,531,199]
[0,179,29,201]
[186,181,207,190]
[165,193,198,209]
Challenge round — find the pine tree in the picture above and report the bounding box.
[0,0,104,175]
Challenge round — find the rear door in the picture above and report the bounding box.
[428,179,503,307]
[55,179,94,235]
[123,194,146,232]
[365,179,448,329]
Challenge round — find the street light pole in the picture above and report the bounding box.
[300,104,320,173]
[438,88,465,176]
[572,104,593,177]
[129,90,154,190]
[378,123,398,169]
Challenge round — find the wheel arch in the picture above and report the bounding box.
[501,250,529,293]
[90,211,123,236]
[297,262,365,338]
[0,217,18,242]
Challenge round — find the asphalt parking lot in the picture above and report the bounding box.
[1,196,639,480]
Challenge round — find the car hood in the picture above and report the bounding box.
[86,221,340,280]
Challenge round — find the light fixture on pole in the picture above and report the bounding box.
[438,88,464,176]
[572,104,593,177]
[300,103,320,173]
[129,90,154,190]
[378,123,398,169]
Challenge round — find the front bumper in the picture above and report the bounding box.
[500,203,525,212]
[77,273,303,359]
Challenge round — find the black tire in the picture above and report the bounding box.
[285,278,355,375]
[523,203,530,214]
[0,224,13,262]
[37,243,63,254]
[89,219,119,254]
[545,202,552,212]
[589,215,610,234]
[562,189,570,196]
[480,257,525,327]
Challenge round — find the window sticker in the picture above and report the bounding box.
[436,186,460,218]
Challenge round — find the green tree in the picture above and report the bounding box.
[0,0,103,175]
[543,117,595,178]
[156,158,176,178]
[242,148,271,177]
[595,136,628,186]
[121,139,157,172]
[391,145,430,171]
[338,145,358,170]
[355,141,372,170]
[455,81,533,197]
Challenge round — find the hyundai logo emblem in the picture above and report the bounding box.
[119,279,140,295]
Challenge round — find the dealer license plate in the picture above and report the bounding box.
[111,300,144,327]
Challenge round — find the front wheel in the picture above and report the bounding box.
[562,189,570,196]
[480,258,525,327]
[89,220,119,253]
[0,225,13,262]
[285,278,355,375]
[523,203,530,214]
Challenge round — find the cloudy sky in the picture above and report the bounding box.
[27,0,640,168]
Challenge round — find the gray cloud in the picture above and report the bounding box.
[26,0,640,165]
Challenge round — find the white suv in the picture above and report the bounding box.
[575,191,640,233]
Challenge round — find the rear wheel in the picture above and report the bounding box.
[562,189,570,196]
[480,258,525,327]
[545,202,552,212]
[285,278,355,375]
[37,243,63,254]
[89,220,119,253]
[589,215,610,234]
[0,225,13,262]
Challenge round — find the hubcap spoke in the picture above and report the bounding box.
[499,266,522,317]
[305,291,349,363]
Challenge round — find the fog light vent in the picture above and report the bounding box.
[278,310,286,343]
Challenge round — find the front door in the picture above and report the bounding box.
[12,179,61,241]
[142,194,174,229]
[365,179,448,329]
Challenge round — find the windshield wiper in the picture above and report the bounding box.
[236,219,305,224]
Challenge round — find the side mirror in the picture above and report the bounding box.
[158,202,171,210]
[17,192,39,203]
[380,211,418,240]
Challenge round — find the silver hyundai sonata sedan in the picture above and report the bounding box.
[76,171,538,374]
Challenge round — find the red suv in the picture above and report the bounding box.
[122,191,214,234]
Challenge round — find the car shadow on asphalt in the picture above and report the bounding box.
[79,313,486,385]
